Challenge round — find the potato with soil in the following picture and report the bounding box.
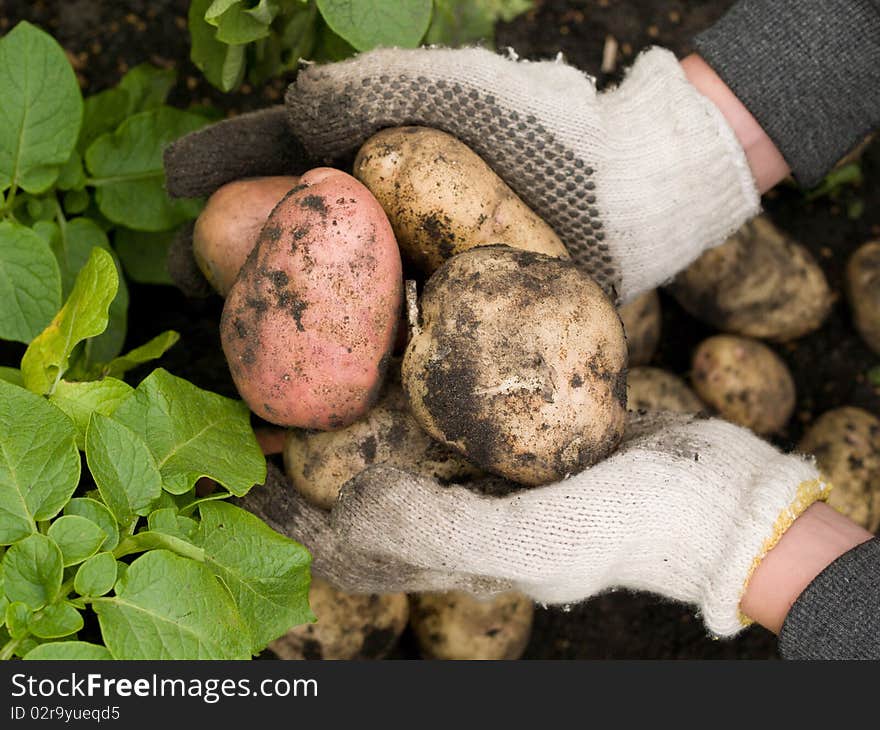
[799,407,880,533]
[354,127,569,272]
[627,367,703,413]
[403,245,627,486]
[269,577,409,660]
[285,376,481,510]
[846,241,880,356]
[409,591,534,661]
[691,335,795,435]
[193,176,300,296]
[670,215,832,342]
[618,289,661,366]
[221,168,403,429]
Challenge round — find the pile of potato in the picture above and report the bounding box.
[192,120,879,660]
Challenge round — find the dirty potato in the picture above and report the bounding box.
[220,168,403,429]
[403,245,627,486]
[354,127,569,272]
[691,335,795,435]
[269,577,409,660]
[193,176,300,296]
[618,289,661,365]
[409,591,534,660]
[799,407,880,533]
[670,215,832,341]
[627,367,703,413]
[846,241,880,356]
[285,376,481,509]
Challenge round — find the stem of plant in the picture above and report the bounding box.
[0,637,23,661]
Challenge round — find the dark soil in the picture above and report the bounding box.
[2,0,878,660]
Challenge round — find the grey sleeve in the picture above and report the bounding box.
[779,538,880,659]
[694,0,880,187]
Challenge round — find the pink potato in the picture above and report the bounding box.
[220,168,403,429]
[193,176,300,296]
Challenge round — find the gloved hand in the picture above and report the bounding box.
[240,412,830,637]
[165,46,760,302]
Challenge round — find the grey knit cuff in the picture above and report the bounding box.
[695,0,880,187]
[779,537,880,660]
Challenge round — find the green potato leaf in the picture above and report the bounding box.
[2,534,64,610]
[112,368,266,496]
[6,601,32,638]
[119,64,177,115]
[63,189,91,215]
[47,515,107,567]
[28,601,83,639]
[74,552,117,597]
[148,508,199,542]
[198,501,313,653]
[85,413,164,527]
[63,499,119,552]
[0,221,62,343]
[0,22,83,194]
[0,366,23,387]
[316,0,432,51]
[49,377,134,450]
[56,151,86,191]
[113,227,174,285]
[24,640,112,660]
[85,107,207,231]
[21,247,118,395]
[93,549,251,659]
[190,0,248,92]
[102,330,180,379]
[50,218,129,367]
[78,88,131,154]
[0,380,80,545]
[212,0,278,45]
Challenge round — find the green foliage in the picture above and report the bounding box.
[0,256,312,660]
[189,0,533,91]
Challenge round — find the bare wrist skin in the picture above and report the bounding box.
[680,53,789,193]
[740,502,873,634]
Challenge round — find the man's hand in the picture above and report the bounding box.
[165,46,760,302]
[241,412,830,638]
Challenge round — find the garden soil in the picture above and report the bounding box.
[2,0,878,659]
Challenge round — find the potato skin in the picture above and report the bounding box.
[627,367,703,413]
[284,376,481,510]
[221,168,403,429]
[846,241,880,356]
[618,290,661,366]
[193,176,299,296]
[269,578,409,660]
[691,335,795,435]
[354,127,569,272]
[403,245,627,486]
[799,407,880,533]
[670,215,832,342]
[409,591,534,661]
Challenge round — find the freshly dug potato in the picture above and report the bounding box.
[691,335,795,435]
[618,290,661,365]
[193,176,299,296]
[221,168,403,429]
[285,376,481,509]
[354,127,569,273]
[627,367,703,413]
[409,591,534,661]
[799,407,880,533]
[670,215,832,341]
[270,578,409,660]
[846,241,880,356]
[403,245,627,486]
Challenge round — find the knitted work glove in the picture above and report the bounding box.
[164,47,759,302]
[241,413,830,637]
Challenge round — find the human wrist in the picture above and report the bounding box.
[680,53,789,193]
[740,502,874,634]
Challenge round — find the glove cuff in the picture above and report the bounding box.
[597,47,761,301]
[700,453,831,637]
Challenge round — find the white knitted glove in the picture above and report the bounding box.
[242,413,830,637]
[285,46,760,302]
